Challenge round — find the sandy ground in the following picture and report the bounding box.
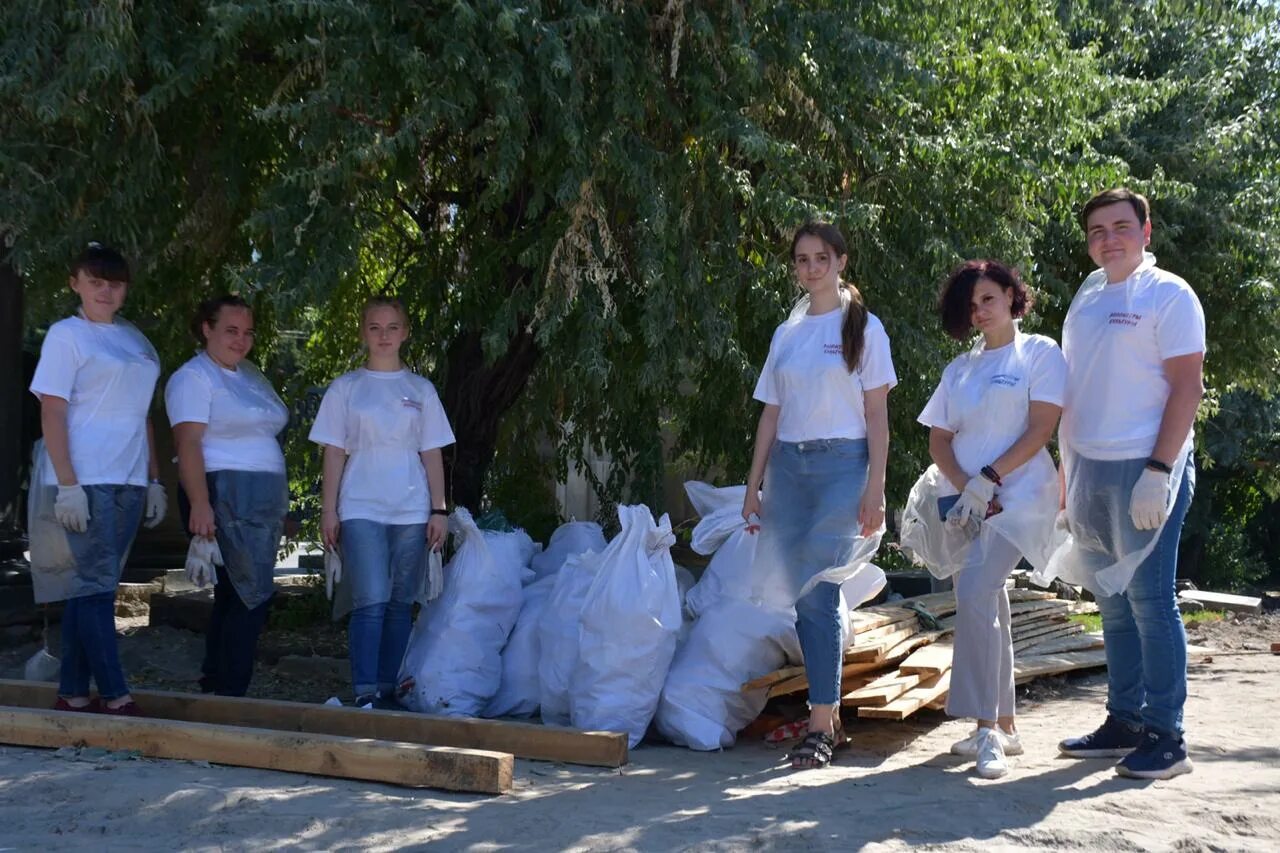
[0,617,1277,852]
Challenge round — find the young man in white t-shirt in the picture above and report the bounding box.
[1056,189,1205,780]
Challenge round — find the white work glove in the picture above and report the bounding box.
[325,549,343,600]
[419,548,444,603]
[947,475,997,530]
[143,481,167,529]
[184,536,222,588]
[54,485,91,533]
[1129,467,1171,531]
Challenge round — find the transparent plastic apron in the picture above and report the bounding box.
[901,333,1059,578]
[1032,261,1191,597]
[190,353,290,610]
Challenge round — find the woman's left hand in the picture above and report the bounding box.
[859,488,885,537]
[426,514,448,552]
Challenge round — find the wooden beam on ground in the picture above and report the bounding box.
[899,640,953,676]
[858,670,952,720]
[0,706,512,793]
[1177,590,1262,615]
[1013,648,1107,684]
[841,670,921,707]
[0,680,626,768]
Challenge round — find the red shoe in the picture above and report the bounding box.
[53,697,101,713]
[99,700,144,717]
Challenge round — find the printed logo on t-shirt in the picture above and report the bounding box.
[990,374,1021,387]
[1108,311,1142,328]
[822,343,842,356]
[401,397,423,411]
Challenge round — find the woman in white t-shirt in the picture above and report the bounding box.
[309,296,456,707]
[166,295,290,697]
[743,222,897,769]
[28,244,167,716]
[900,260,1066,778]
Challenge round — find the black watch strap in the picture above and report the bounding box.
[1145,459,1173,474]
[430,508,449,517]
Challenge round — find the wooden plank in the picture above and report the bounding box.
[1013,648,1107,684]
[858,670,952,720]
[843,624,921,662]
[0,706,512,793]
[841,670,921,707]
[899,640,953,676]
[1009,599,1070,621]
[765,660,886,698]
[1011,618,1075,644]
[1018,627,1100,653]
[1177,590,1262,615]
[0,680,627,768]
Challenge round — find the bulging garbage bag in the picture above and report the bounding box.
[484,573,558,718]
[398,508,534,716]
[570,505,683,748]
[529,521,606,582]
[655,598,801,750]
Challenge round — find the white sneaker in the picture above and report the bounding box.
[951,727,1023,757]
[975,727,1009,779]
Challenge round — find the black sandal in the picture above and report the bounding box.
[789,730,837,769]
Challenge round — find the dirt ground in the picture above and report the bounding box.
[0,616,1277,851]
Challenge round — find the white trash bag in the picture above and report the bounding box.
[26,440,79,604]
[536,550,601,726]
[484,573,558,718]
[655,598,801,751]
[571,505,683,748]
[683,482,754,617]
[529,521,606,581]
[397,508,533,716]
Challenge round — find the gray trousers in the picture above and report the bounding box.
[946,531,1021,721]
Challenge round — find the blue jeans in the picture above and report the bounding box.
[758,438,869,706]
[341,519,425,696]
[60,485,145,699]
[1096,454,1195,735]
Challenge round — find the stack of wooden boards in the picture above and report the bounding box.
[0,679,628,794]
[742,588,1107,722]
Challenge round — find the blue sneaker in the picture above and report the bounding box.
[1058,715,1144,758]
[1116,729,1193,780]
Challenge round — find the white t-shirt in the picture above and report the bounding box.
[753,309,897,442]
[308,368,456,524]
[1061,254,1206,460]
[918,332,1067,492]
[29,315,161,486]
[165,352,289,474]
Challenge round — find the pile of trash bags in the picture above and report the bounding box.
[395,484,885,751]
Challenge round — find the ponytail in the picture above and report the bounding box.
[840,282,868,373]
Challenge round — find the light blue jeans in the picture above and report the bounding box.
[1089,454,1195,736]
[340,519,425,696]
[60,484,145,699]
[757,438,869,705]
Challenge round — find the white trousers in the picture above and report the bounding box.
[945,531,1022,721]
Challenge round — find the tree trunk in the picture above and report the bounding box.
[0,253,28,574]
[440,326,541,511]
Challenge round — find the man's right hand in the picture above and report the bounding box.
[321,509,341,549]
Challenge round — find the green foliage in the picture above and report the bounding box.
[2,1,1277,588]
